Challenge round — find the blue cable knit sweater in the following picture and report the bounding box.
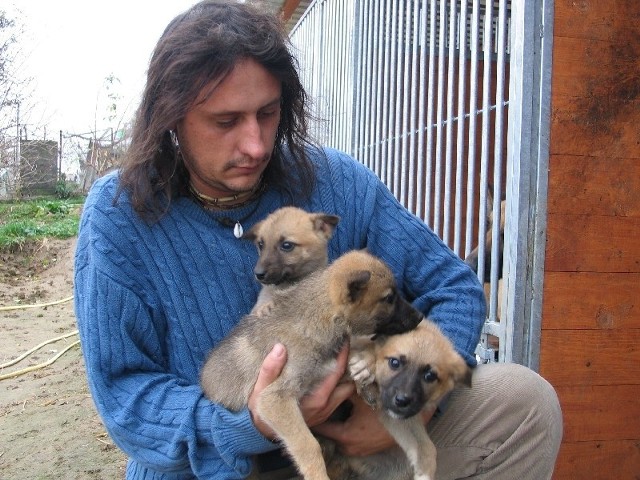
[74,147,485,479]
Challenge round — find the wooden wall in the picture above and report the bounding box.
[542,1,640,477]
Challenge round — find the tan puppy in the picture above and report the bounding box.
[200,250,424,480]
[243,206,339,315]
[324,320,471,480]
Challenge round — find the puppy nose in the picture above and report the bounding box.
[394,394,413,408]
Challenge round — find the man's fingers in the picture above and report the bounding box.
[253,343,287,394]
[310,343,349,398]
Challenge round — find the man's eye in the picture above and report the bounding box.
[259,108,279,120]
[216,117,237,128]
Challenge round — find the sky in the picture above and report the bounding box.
[5,0,198,138]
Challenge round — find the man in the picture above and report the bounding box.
[74,1,562,479]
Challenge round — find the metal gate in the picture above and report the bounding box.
[289,0,553,369]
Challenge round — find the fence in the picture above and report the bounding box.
[289,0,554,368]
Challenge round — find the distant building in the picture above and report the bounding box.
[19,140,59,196]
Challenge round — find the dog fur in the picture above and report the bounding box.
[323,320,472,480]
[243,206,339,315]
[464,196,505,286]
[200,250,424,480]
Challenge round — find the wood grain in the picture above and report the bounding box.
[542,272,640,330]
[555,384,640,443]
[548,156,640,217]
[539,329,640,386]
[553,439,640,480]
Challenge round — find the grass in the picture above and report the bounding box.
[0,197,85,250]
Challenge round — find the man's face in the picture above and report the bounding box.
[176,58,282,198]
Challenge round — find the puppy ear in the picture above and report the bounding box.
[312,214,340,239]
[455,364,473,388]
[242,222,261,241]
[347,270,372,302]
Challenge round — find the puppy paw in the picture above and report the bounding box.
[252,301,274,317]
[349,355,375,385]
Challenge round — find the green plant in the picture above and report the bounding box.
[0,197,84,251]
[55,178,78,200]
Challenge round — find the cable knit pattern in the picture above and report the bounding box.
[74,147,486,479]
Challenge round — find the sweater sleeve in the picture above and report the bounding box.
[318,149,486,366]
[74,177,276,479]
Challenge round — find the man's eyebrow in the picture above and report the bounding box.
[210,97,282,116]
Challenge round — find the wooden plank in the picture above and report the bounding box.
[546,213,640,273]
[542,272,640,330]
[539,329,640,386]
[614,0,640,33]
[553,439,640,480]
[553,0,613,41]
[548,155,640,217]
[551,37,613,98]
[550,4,640,158]
[555,384,640,442]
[550,96,640,158]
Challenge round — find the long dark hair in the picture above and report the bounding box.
[118,0,316,220]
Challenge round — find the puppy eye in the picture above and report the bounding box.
[382,292,396,304]
[388,357,401,370]
[256,240,264,251]
[280,241,295,252]
[423,366,438,383]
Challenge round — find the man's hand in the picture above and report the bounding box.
[248,343,355,439]
[298,344,355,428]
[312,394,437,457]
[248,343,288,439]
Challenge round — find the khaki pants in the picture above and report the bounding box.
[257,362,563,480]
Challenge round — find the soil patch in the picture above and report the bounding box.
[0,238,127,479]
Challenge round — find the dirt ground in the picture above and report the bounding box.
[0,238,127,479]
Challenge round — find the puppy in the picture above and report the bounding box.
[464,197,505,320]
[324,320,472,480]
[243,206,339,315]
[200,250,424,480]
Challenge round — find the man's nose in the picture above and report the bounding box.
[239,118,268,159]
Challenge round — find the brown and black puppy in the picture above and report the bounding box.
[324,320,471,480]
[243,206,339,315]
[464,197,505,308]
[200,250,424,480]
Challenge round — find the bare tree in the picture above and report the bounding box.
[0,8,42,198]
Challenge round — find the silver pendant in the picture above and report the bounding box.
[233,222,244,239]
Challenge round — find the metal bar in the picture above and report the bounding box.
[392,0,402,198]
[433,0,448,236]
[464,0,481,258]
[424,0,438,226]
[443,0,458,247]
[383,0,394,187]
[488,0,507,325]
[415,0,429,221]
[351,0,364,157]
[476,2,494,288]
[363,0,375,169]
[399,1,413,209]
[407,0,421,215]
[373,0,385,177]
[454,0,469,256]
